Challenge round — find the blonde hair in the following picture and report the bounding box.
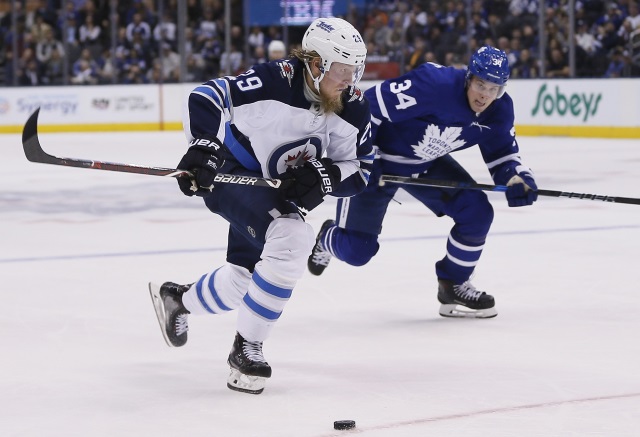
[291,48,320,63]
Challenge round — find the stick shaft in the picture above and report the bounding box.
[21,108,284,189]
[380,175,640,205]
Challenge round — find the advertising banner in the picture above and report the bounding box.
[245,0,364,26]
[1,79,638,138]
[0,85,160,132]
[508,79,640,137]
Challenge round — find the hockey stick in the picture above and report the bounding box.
[21,108,286,189]
[379,175,640,205]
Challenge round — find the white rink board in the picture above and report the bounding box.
[0,84,161,125]
[1,78,640,136]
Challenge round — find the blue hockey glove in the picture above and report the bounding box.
[279,157,340,211]
[506,172,538,207]
[177,136,226,197]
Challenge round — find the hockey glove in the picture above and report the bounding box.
[176,136,226,197]
[506,172,538,207]
[280,157,340,211]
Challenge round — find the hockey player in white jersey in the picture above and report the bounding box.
[308,46,538,319]
[149,18,373,394]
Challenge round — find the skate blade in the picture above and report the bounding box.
[148,282,175,347]
[439,303,498,319]
[227,368,267,395]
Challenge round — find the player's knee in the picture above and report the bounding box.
[447,190,494,235]
[338,230,379,266]
[261,215,315,280]
[469,191,494,229]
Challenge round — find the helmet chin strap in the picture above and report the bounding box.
[304,60,326,93]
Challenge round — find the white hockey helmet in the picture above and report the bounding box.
[302,17,367,88]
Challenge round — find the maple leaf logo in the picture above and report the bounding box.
[411,125,466,161]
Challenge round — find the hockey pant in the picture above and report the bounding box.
[326,155,494,284]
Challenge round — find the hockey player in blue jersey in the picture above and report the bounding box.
[149,18,372,394]
[308,46,538,319]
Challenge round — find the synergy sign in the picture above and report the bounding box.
[0,85,159,132]
[531,83,602,122]
[17,95,79,116]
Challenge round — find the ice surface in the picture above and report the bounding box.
[1,131,639,436]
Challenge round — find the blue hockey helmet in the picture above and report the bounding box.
[466,46,510,97]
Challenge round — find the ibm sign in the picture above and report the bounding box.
[246,0,364,26]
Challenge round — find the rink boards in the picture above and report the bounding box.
[0,78,639,138]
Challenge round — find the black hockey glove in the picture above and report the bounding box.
[176,136,226,197]
[280,157,340,211]
[506,171,538,207]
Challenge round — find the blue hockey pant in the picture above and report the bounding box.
[329,155,494,284]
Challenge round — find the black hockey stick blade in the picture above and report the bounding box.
[23,107,189,177]
[380,175,640,206]
[21,108,286,189]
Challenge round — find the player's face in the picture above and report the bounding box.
[467,76,500,113]
[325,62,357,88]
[316,62,356,114]
[320,62,356,97]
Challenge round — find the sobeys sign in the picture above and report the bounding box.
[530,83,602,122]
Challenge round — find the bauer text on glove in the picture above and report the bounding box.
[279,157,341,211]
[176,136,226,197]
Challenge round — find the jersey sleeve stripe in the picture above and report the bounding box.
[515,164,533,175]
[360,168,371,183]
[374,84,391,121]
[485,152,522,169]
[211,79,230,106]
[194,81,228,110]
[359,149,376,165]
[192,90,223,112]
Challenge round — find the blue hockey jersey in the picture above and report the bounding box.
[365,62,530,185]
[183,58,373,198]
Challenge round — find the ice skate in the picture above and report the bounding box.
[149,282,191,347]
[307,219,335,276]
[227,332,272,394]
[437,279,497,319]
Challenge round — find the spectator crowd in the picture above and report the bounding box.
[1,0,639,87]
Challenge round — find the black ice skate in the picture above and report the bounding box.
[149,282,191,347]
[227,332,272,395]
[437,279,497,319]
[307,219,335,276]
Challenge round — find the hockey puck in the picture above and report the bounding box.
[334,420,356,430]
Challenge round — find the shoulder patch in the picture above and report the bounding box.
[277,60,295,87]
[346,85,364,103]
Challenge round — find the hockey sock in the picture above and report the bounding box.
[182,264,251,315]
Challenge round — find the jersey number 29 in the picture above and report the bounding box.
[236,69,263,91]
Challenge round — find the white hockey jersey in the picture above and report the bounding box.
[183,58,374,197]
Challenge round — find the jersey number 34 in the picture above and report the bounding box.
[390,80,417,110]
